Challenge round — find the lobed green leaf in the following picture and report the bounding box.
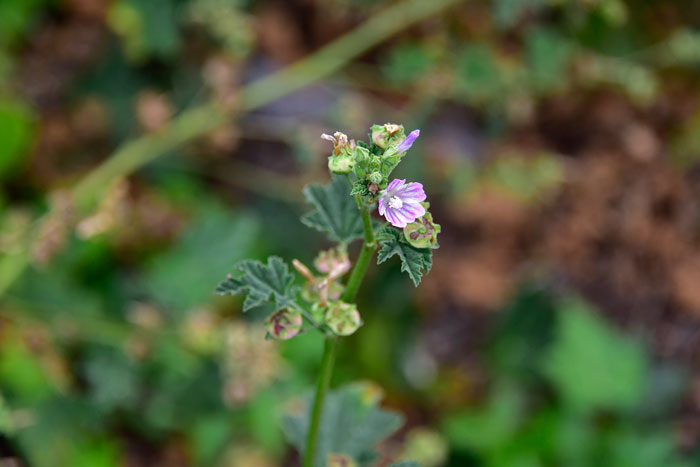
[301,176,364,244]
[216,256,298,312]
[282,383,403,467]
[377,228,432,287]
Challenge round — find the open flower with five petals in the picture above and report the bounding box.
[378,178,427,228]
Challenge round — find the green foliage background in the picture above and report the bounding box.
[1,0,700,465]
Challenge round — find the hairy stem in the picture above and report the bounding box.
[303,336,337,467]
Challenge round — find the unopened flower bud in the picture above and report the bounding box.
[371,124,388,149]
[384,123,401,135]
[371,123,406,150]
[325,301,361,336]
[310,302,326,323]
[265,309,303,340]
[403,204,441,249]
[368,171,383,185]
[328,154,354,174]
[321,131,350,155]
[314,247,351,276]
[395,129,420,153]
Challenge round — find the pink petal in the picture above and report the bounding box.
[397,183,426,202]
[387,178,405,191]
[400,203,426,220]
[384,208,407,228]
[396,129,420,153]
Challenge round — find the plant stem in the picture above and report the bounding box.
[342,198,377,303]
[303,336,337,467]
[303,198,377,466]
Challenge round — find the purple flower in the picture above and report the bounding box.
[395,129,420,153]
[378,179,427,228]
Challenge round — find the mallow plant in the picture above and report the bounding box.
[216,124,440,466]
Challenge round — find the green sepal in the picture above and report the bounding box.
[377,227,433,287]
[403,205,441,249]
[301,176,364,244]
[350,179,372,197]
[216,256,299,311]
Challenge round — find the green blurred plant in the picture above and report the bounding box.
[443,288,692,467]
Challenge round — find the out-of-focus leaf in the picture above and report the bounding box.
[282,382,403,467]
[383,43,434,85]
[15,396,103,467]
[0,332,54,403]
[0,98,34,180]
[585,56,657,103]
[247,387,285,455]
[455,44,502,104]
[482,154,563,203]
[301,176,364,244]
[494,0,546,28]
[189,413,233,466]
[108,0,184,61]
[83,348,138,411]
[145,204,260,316]
[216,256,298,312]
[0,0,47,45]
[526,28,572,92]
[69,438,120,467]
[390,462,421,467]
[0,393,14,434]
[377,227,432,287]
[489,283,557,377]
[605,425,690,467]
[543,299,648,412]
[442,384,523,452]
[188,0,254,57]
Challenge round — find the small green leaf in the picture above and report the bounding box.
[216,256,298,312]
[146,204,260,316]
[0,98,34,180]
[456,44,502,104]
[301,176,364,244]
[442,384,524,452]
[543,299,648,412]
[282,383,403,467]
[382,42,434,85]
[377,228,432,287]
[526,27,572,93]
[493,0,545,28]
[0,393,14,434]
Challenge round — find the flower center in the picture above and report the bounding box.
[387,195,403,209]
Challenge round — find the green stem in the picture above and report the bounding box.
[342,240,375,303]
[303,198,377,466]
[343,198,376,303]
[303,336,337,467]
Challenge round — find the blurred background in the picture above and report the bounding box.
[2,0,700,465]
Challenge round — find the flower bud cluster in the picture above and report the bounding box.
[321,123,420,193]
[321,124,440,250]
[287,247,362,337]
